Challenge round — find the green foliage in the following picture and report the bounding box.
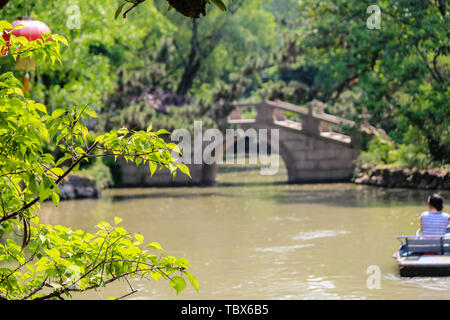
[293,0,449,164]
[77,158,114,189]
[0,21,65,64]
[1,0,175,113]
[102,100,216,133]
[358,136,435,170]
[256,80,308,105]
[0,216,198,300]
[0,25,194,299]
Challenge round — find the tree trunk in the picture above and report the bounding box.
[176,60,201,96]
[176,20,202,96]
[427,135,449,163]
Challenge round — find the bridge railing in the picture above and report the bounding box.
[228,100,359,147]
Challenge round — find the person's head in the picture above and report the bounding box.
[428,193,444,212]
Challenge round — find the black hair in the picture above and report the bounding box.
[428,193,444,211]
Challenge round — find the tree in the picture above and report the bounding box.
[0,23,196,299]
[98,0,276,134]
[273,0,449,165]
[165,0,276,96]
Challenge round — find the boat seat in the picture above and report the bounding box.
[405,237,443,254]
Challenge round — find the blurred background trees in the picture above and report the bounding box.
[1,0,448,173]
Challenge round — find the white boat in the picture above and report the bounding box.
[394,228,450,277]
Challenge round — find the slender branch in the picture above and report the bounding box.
[34,266,168,300]
[1,47,40,58]
[0,170,27,178]
[86,150,158,159]
[19,277,48,300]
[122,0,145,19]
[0,141,99,224]
[116,289,138,300]
[414,44,441,83]
[432,46,445,83]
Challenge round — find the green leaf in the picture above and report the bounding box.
[39,182,52,202]
[134,233,144,244]
[52,192,60,207]
[0,21,13,32]
[118,128,129,135]
[150,271,162,282]
[74,147,86,154]
[34,103,47,114]
[83,108,97,118]
[115,2,127,19]
[149,162,157,177]
[49,167,65,177]
[185,271,199,293]
[52,108,66,118]
[211,0,227,11]
[177,164,191,178]
[175,258,191,268]
[170,276,186,295]
[44,247,60,260]
[146,242,163,251]
[156,129,171,135]
[51,34,69,47]
[56,153,72,166]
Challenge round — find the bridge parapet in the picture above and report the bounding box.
[229,100,359,147]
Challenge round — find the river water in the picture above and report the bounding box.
[39,160,450,300]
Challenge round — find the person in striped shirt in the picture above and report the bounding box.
[419,194,449,237]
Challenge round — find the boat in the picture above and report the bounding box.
[394,228,450,277]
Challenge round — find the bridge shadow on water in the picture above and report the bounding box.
[216,164,450,209]
[105,184,449,209]
[106,191,238,202]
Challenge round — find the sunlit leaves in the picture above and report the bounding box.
[0,21,68,66]
[0,218,197,299]
[0,73,193,299]
[95,125,188,180]
[0,21,194,301]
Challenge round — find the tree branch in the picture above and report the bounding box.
[0,141,99,224]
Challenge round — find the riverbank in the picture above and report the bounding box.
[59,175,101,200]
[353,165,450,190]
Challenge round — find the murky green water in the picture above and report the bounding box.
[39,160,450,300]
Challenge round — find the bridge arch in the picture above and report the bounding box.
[214,128,298,181]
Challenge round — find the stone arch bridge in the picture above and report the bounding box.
[225,100,361,183]
[118,100,363,186]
